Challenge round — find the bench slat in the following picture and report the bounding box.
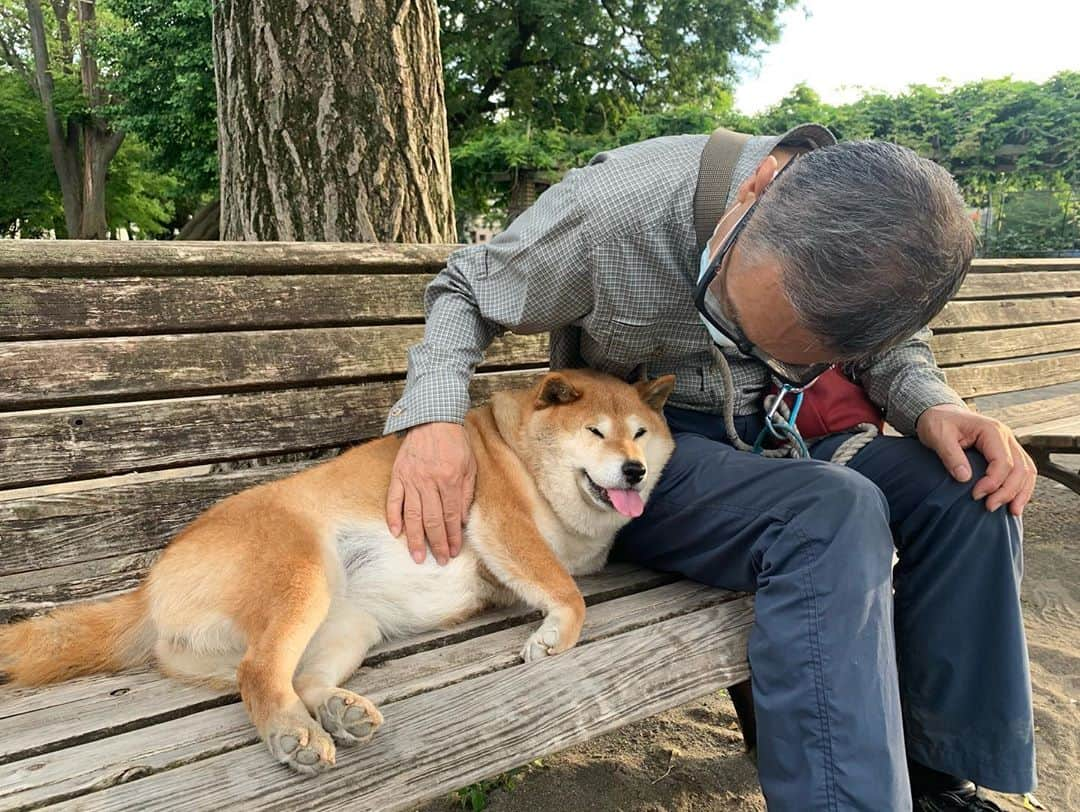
[1013,414,1080,450]
[0,327,550,410]
[967,258,1080,272]
[931,322,1080,365]
[980,393,1080,430]
[0,275,432,339]
[944,352,1080,399]
[0,574,698,769]
[0,369,544,491]
[931,298,1080,331]
[954,271,1080,299]
[0,241,457,277]
[30,598,753,812]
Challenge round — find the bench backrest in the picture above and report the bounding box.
[0,244,1077,622]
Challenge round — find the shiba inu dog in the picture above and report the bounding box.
[0,370,676,774]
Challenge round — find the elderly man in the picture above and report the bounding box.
[382,124,1036,811]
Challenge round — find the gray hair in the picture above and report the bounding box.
[740,140,976,360]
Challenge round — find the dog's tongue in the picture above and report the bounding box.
[605,488,644,518]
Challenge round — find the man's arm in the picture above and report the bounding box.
[853,326,966,437]
[854,328,1036,516]
[384,166,593,435]
[384,168,595,564]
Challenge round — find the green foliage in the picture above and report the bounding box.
[452,761,540,811]
[100,0,217,204]
[0,70,64,236]
[105,136,179,236]
[440,0,796,136]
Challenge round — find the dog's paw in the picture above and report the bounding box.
[315,689,383,745]
[266,717,336,775]
[521,623,562,663]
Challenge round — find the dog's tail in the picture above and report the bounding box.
[0,588,154,686]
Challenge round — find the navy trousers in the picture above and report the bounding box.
[613,407,1036,811]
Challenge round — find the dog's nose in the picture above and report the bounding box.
[622,460,646,485]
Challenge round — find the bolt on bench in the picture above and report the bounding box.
[0,244,1076,811]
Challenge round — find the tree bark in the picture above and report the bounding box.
[213,0,455,242]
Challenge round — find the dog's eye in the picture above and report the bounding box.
[634,428,647,439]
[587,426,605,438]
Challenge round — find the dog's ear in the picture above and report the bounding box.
[635,375,675,413]
[535,373,581,408]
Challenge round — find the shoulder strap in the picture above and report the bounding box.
[693,127,752,254]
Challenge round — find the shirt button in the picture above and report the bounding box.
[391,407,404,416]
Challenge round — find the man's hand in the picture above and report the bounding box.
[916,404,1037,516]
[386,422,477,566]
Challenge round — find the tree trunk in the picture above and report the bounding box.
[213,0,455,242]
[24,0,124,239]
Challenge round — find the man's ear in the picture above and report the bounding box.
[736,154,779,205]
[535,373,581,408]
[635,375,676,413]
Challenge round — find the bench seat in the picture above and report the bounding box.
[0,244,1076,810]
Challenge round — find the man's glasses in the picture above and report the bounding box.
[694,159,832,391]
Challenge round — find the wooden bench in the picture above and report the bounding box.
[0,245,1076,811]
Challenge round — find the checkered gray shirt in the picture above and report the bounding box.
[384,132,965,438]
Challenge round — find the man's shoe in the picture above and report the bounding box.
[914,783,1006,812]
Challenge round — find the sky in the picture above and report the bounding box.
[733,0,1080,114]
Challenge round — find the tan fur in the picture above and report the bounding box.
[0,370,675,773]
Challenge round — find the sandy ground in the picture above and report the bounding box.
[419,465,1079,812]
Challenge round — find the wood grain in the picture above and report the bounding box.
[0,242,1073,278]
[0,241,458,277]
[980,393,1080,430]
[944,352,1080,398]
[0,572,695,767]
[0,369,544,491]
[0,275,433,339]
[0,327,549,409]
[29,599,754,812]
[954,271,1080,299]
[931,322,1080,365]
[931,298,1080,331]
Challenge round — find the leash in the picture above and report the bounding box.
[712,345,878,465]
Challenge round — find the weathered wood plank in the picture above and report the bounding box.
[0,242,458,277]
[954,271,1080,299]
[45,600,752,812]
[944,352,1080,399]
[0,570,688,766]
[0,327,550,410]
[1014,415,1080,450]
[931,322,1080,365]
[0,275,434,339]
[967,258,1080,273]
[931,298,1080,331]
[0,243,1073,279]
[980,393,1080,431]
[0,369,544,492]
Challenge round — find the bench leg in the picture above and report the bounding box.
[727,678,757,761]
[1029,447,1080,495]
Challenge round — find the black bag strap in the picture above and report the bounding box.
[693,127,752,255]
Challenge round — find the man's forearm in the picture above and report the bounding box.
[383,283,500,435]
[856,327,967,436]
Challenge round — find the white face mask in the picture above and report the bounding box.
[697,244,737,350]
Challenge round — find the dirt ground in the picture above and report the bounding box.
[419,466,1079,812]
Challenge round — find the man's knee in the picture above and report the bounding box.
[759,462,894,581]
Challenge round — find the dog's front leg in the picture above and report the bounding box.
[475,522,586,662]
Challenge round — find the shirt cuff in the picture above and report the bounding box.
[889,381,968,437]
[383,370,472,435]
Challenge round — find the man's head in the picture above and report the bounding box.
[700,138,976,373]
